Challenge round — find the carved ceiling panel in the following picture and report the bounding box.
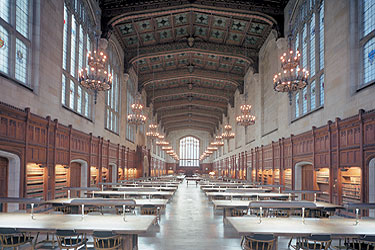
[100,0,288,134]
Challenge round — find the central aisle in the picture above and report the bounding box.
[138,180,241,250]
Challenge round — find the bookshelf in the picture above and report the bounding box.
[315,168,330,202]
[284,168,292,190]
[274,169,280,185]
[90,166,98,186]
[55,165,68,198]
[341,167,361,203]
[263,169,273,184]
[118,167,124,180]
[26,163,44,199]
[102,166,109,183]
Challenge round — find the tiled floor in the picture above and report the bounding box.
[138,181,241,250]
[138,181,294,250]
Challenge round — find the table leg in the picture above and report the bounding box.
[121,235,137,250]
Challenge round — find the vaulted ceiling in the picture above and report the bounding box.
[99,0,288,135]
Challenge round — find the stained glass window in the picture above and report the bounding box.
[62,74,66,105]
[105,53,120,134]
[310,81,316,110]
[16,0,29,39]
[0,25,9,74]
[126,78,135,142]
[15,39,28,83]
[0,0,10,23]
[302,87,308,114]
[362,0,375,86]
[320,74,324,106]
[0,0,32,87]
[292,0,324,120]
[62,1,92,119]
[179,136,199,167]
[295,92,300,118]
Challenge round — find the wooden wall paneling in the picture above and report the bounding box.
[359,110,365,203]
[45,116,51,201]
[0,157,8,211]
[23,108,30,198]
[327,120,333,203]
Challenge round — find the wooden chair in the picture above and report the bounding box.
[297,235,332,250]
[0,228,34,250]
[54,205,71,214]
[241,234,276,250]
[345,235,375,250]
[93,231,121,250]
[56,230,87,250]
[141,205,158,215]
[230,207,248,217]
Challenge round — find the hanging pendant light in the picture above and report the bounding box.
[273,29,309,104]
[79,36,112,104]
[127,94,146,129]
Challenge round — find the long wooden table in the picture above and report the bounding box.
[206,192,291,201]
[47,198,169,208]
[113,186,178,192]
[0,213,156,250]
[228,216,375,236]
[89,190,174,200]
[202,187,270,193]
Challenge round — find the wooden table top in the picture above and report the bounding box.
[227,217,375,236]
[114,186,177,192]
[120,183,179,187]
[202,187,268,192]
[90,190,174,197]
[212,200,342,209]
[46,198,169,207]
[0,213,156,234]
[206,192,290,198]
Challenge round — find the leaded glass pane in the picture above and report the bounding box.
[63,5,69,70]
[70,80,75,109]
[15,38,28,84]
[179,137,199,167]
[310,13,316,77]
[302,87,308,114]
[0,0,10,23]
[62,74,66,105]
[363,0,375,37]
[71,15,77,77]
[85,92,89,117]
[295,92,300,118]
[363,38,375,85]
[320,74,324,105]
[16,0,29,38]
[319,2,324,70]
[0,25,9,74]
[78,25,84,72]
[77,85,82,114]
[311,81,316,109]
[302,23,307,69]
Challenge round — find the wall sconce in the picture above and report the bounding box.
[37,164,45,168]
[340,167,349,172]
[314,168,320,172]
[63,165,69,169]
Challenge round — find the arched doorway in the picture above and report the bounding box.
[0,157,8,212]
[0,150,21,212]
[369,158,375,217]
[70,159,88,197]
[295,161,314,201]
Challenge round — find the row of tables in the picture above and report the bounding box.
[199,178,375,248]
[0,175,183,250]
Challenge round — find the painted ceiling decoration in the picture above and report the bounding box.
[99,0,288,135]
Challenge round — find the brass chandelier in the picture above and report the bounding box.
[146,124,159,139]
[79,37,112,104]
[273,34,309,104]
[127,94,146,129]
[221,124,235,140]
[236,104,255,127]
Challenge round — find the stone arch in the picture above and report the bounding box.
[0,150,21,212]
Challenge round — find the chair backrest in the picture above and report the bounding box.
[141,205,158,215]
[56,229,85,249]
[93,231,121,250]
[242,234,276,250]
[302,235,332,250]
[231,207,248,217]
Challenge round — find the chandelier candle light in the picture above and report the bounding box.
[273,34,309,104]
[127,94,147,130]
[79,37,112,104]
[146,124,159,139]
[236,104,256,127]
